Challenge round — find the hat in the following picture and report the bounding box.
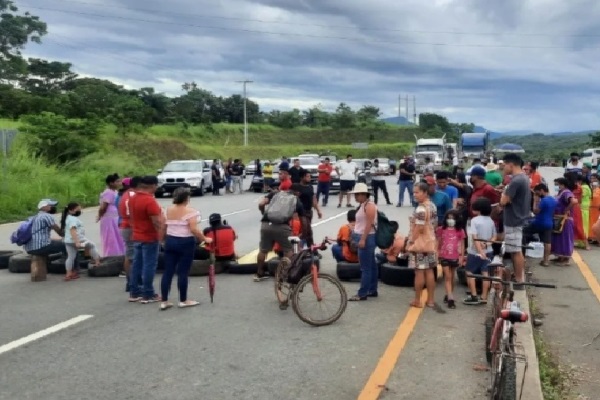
[498,160,505,164]
[350,182,370,194]
[278,161,290,171]
[485,163,498,172]
[424,176,436,185]
[209,213,221,224]
[37,199,58,210]
[470,166,487,178]
[122,177,132,187]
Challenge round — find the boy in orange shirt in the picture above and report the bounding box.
[273,212,302,255]
[332,210,359,263]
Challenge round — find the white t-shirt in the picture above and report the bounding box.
[370,165,386,181]
[338,161,358,181]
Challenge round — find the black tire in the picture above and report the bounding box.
[268,257,319,276]
[485,316,494,365]
[228,262,258,274]
[0,250,22,269]
[8,253,32,273]
[87,256,124,277]
[380,263,415,287]
[189,259,211,276]
[336,262,361,281]
[197,181,205,197]
[291,273,348,326]
[494,357,517,400]
[48,258,67,275]
[78,258,90,270]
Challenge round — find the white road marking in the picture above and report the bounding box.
[0,315,94,356]
[312,211,347,227]
[200,209,250,222]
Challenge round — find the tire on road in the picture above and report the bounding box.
[0,250,22,269]
[48,258,67,275]
[380,262,439,287]
[8,253,32,273]
[485,316,494,365]
[228,262,258,274]
[189,259,211,276]
[336,262,361,281]
[87,256,124,277]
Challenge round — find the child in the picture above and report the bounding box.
[436,209,466,309]
[378,232,408,265]
[60,202,102,281]
[273,212,302,255]
[464,197,496,305]
[332,210,359,263]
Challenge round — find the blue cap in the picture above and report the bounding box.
[278,161,290,171]
[470,166,487,178]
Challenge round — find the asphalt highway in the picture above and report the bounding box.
[0,176,494,400]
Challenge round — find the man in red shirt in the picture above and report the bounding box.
[118,176,142,293]
[128,176,164,303]
[469,166,500,218]
[279,168,292,191]
[316,157,333,207]
[200,213,237,261]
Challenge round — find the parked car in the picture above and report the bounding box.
[375,158,391,175]
[246,159,270,175]
[334,159,373,191]
[156,160,213,197]
[297,155,321,183]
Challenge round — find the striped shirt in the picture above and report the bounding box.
[23,212,57,252]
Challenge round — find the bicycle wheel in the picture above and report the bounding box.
[274,257,292,310]
[291,272,348,326]
[489,356,517,400]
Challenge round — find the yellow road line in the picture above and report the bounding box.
[357,291,427,400]
[572,251,600,303]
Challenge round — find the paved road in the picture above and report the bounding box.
[0,176,492,399]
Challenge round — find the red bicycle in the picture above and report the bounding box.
[274,237,348,326]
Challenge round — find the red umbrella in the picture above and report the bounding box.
[208,252,216,303]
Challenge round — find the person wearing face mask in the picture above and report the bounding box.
[60,202,102,281]
[588,175,600,243]
[565,152,583,175]
[22,199,66,258]
[436,209,466,309]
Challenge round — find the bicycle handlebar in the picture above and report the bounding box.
[470,274,557,289]
[474,238,534,250]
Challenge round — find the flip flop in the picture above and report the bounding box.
[179,300,200,308]
[410,301,422,308]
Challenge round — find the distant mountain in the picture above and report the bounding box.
[381,116,414,126]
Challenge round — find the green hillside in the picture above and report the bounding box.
[492,133,591,162]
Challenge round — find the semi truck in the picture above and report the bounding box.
[413,135,447,173]
[459,132,491,161]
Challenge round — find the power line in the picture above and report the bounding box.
[18,4,593,49]
[23,0,600,39]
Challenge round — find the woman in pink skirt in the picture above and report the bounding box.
[97,173,125,256]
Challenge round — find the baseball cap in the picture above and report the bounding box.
[37,199,58,210]
[122,177,132,187]
[470,166,487,178]
[209,213,221,224]
[278,161,290,171]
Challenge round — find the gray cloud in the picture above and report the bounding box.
[18,0,600,131]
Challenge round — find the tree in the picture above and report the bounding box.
[111,96,153,135]
[302,104,330,128]
[270,109,302,129]
[449,122,476,141]
[0,1,47,84]
[332,103,356,129]
[590,131,600,147]
[418,112,451,133]
[21,58,77,95]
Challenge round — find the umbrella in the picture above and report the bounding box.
[494,143,525,153]
[208,252,216,303]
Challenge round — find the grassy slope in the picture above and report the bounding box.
[0,119,416,222]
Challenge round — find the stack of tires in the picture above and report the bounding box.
[380,257,439,287]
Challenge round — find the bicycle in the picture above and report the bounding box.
[471,273,556,400]
[274,237,348,327]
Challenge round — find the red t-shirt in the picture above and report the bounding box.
[129,192,162,242]
[470,183,499,218]
[203,226,236,257]
[118,189,135,229]
[279,178,292,191]
[317,163,333,183]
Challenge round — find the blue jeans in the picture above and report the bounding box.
[316,182,330,205]
[398,180,414,206]
[352,233,378,297]
[331,244,344,262]
[161,236,196,302]
[130,241,160,299]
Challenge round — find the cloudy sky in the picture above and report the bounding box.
[16,0,600,132]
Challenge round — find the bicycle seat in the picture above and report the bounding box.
[288,236,301,244]
[500,309,529,324]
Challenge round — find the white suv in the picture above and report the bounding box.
[156,160,213,197]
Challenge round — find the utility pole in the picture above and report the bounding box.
[405,95,409,121]
[236,80,253,146]
[398,94,402,117]
[413,95,417,125]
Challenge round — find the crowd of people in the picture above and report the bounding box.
[14,149,599,311]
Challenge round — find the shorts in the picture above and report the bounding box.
[409,252,437,270]
[259,222,292,253]
[465,253,493,274]
[340,180,356,193]
[504,226,523,253]
[120,228,134,260]
[525,225,552,244]
[440,258,459,268]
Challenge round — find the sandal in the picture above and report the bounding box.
[426,303,436,308]
[410,300,422,308]
[348,295,367,301]
[179,300,200,308]
[160,302,173,311]
[539,261,550,267]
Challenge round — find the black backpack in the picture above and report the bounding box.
[286,250,312,285]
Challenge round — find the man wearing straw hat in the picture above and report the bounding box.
[484,162,502,188]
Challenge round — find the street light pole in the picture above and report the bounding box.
[236,80,253,146]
